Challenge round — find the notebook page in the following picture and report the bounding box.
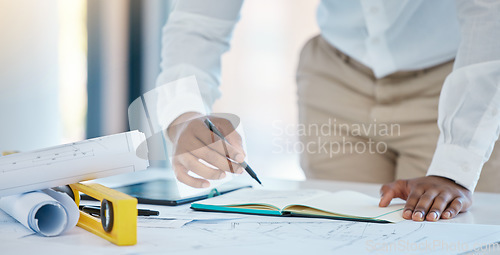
[195,188,329,210]
[293,190,404,219]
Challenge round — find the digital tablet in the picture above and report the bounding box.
[80,169,253,205]
[114,179,251,206]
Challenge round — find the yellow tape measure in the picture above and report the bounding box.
[69,183,138,246]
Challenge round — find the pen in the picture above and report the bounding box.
[79,205,159,217]
[204,118,263,185]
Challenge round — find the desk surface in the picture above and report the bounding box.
[1,176,500,255]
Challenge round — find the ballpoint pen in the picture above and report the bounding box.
[204,118,263,185]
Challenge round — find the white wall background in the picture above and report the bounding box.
[0,0,62,151]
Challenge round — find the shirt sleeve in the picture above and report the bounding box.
[426,0,500,191]
[155,0,243,133]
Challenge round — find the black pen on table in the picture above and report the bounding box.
[204,118,262,186]
[79,205,159,217]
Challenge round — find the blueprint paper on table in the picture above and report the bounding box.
[132,218,500,255]
[0,130,149,197]
[0,189,79,236]
[2,198,500,254]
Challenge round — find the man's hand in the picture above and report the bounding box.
[167,112,246,188]
[379,176,472,221]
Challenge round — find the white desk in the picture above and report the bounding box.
[1,177,500,255]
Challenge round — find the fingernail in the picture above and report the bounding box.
[202,182,210,188]
[414,211,424,221]
[235,154,245,162]
[220,171,226,178]
[428,212,438,221]
[403,210,412,219]
[442,211,451,219]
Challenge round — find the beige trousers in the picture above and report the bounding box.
[296,35,500,192]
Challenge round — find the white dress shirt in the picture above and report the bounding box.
[156,0,500,191]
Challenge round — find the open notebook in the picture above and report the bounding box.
[191,189,404,223]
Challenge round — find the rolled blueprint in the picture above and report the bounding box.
[0,189,79,236]
[0,130,149,197]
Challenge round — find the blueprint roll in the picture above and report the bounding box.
[0,189,79,237]
[0,130,149,197]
